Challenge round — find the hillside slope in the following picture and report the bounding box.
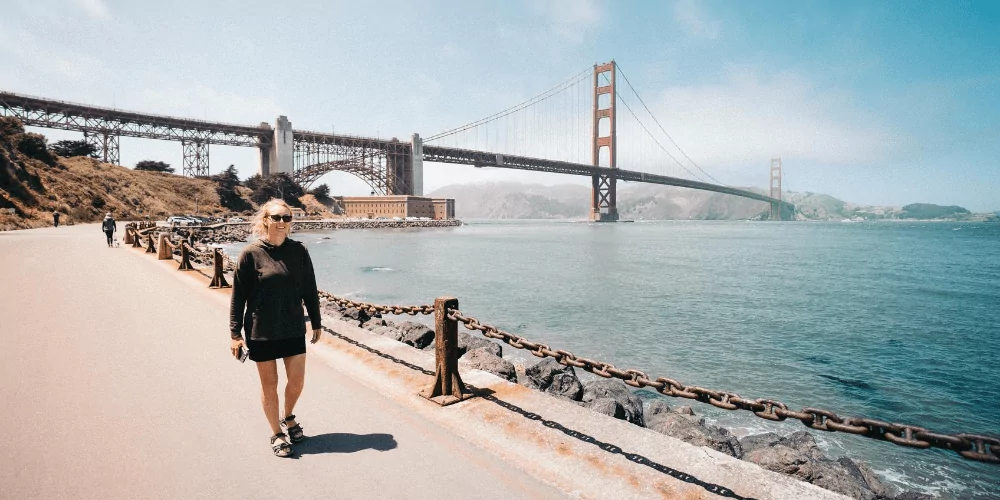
[0,117,251,230]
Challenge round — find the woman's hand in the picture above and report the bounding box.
[310,328,322,344]
[230,337,245,358]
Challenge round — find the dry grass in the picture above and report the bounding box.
[1,155,251,230]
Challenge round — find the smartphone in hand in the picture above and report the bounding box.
[237,345,250,363]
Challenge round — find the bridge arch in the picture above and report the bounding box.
[293,159,388,195]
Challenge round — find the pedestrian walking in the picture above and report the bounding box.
[52,211,60,227]
[101,213,117,247]
[229,198,322,458]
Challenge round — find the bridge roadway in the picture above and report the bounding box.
[422,145,794,210]
[0,224,845,499]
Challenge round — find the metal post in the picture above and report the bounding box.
[209,248,231,289]
[178,243,194,271]
[419,297,473,406]
[157,234,173,260]
[145,231,156,253]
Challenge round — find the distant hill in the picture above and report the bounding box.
[0,117,257,230]
[899,203,970,219]
[429,182,996,221]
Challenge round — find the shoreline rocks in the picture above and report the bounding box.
[266,273,933,499]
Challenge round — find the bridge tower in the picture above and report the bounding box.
[84,130,119,165]
[590,61,618,222]
[769,158,782,221]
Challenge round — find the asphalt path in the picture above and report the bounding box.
[0,223,565,500]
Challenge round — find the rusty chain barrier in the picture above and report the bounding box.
[317,290,435,317]
[124,224,998,465]
[444,309,999,465]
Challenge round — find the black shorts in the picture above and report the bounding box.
[246,336,306,362]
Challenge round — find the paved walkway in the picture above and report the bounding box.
[0,224,565,499]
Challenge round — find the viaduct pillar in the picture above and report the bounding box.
[182,140,209,177]
[263,115,294,177]
[591,61,618,222]
[769,158,782,221]
[411,133,424,196]
[84,130,119,165]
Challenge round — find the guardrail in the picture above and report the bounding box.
[121,223,999,466]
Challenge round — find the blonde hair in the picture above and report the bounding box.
[250,198,293,237]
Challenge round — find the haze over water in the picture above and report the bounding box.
[238,220,1000,498]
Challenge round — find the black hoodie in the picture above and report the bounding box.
[229,238,322,341]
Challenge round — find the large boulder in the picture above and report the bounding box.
[461,347,516,382]
[581,379,644,426]
[341,307,371,326]
[525,358,583,401]
[585,398,626,419]
[741,431,890,500]
[646,408,742,458]
[396,321,434,349]
[457,331,501,358]
[367,325,404,342]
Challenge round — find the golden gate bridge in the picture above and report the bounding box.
[0,60,793,221]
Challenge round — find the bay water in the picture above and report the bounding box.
[230,220,999,497]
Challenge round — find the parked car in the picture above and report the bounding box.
[227,217,245,223]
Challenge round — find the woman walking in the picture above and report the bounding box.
[229,198,323,457]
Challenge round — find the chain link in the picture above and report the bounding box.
[445,309,999,465]
[316,290,434,316]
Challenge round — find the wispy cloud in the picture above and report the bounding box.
[672,0,720,40]
[641,65,907,173]
[135,84,282,125]
[536,0,604,44]
[71,0,111,21]
[0,28,107,83]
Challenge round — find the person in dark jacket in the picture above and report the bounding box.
[52,211,60,227]
[229,198,322,458]
[101,213,117,247]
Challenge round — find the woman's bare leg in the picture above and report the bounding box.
[255,360,283,436]
[282,353,306,427]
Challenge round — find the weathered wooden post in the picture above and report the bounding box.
[178,243,194,271]
[144,231,157,253]
[130,228,142,248]
[419,297,473,406]
[209,248,231,289]
[157,234,172,260]
[124,225,134,245]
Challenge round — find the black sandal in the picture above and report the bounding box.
[281,415,305,443]
[270,432,293,458]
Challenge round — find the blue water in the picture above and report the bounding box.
[231,220,1000,497]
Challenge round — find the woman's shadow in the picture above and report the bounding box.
[294,433,397,456]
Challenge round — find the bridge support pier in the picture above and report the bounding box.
[267,116,294,177]
[411,133,423,196]
[182,140,209,177]
[590,173,619,222]
[84,130,119,165]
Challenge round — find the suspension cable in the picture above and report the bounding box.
[614,62,726,186]
[425,67,592,143]
[600,72,710,183]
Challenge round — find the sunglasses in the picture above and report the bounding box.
[267,214,293,222]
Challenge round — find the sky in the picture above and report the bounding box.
[2,0,998,211]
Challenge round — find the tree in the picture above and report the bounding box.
[248,173,303,207]
[50,140,98,158]
[16,133,56,165]
[135,160,174,173]
[211,165,252,212]
[308,183,330,199]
